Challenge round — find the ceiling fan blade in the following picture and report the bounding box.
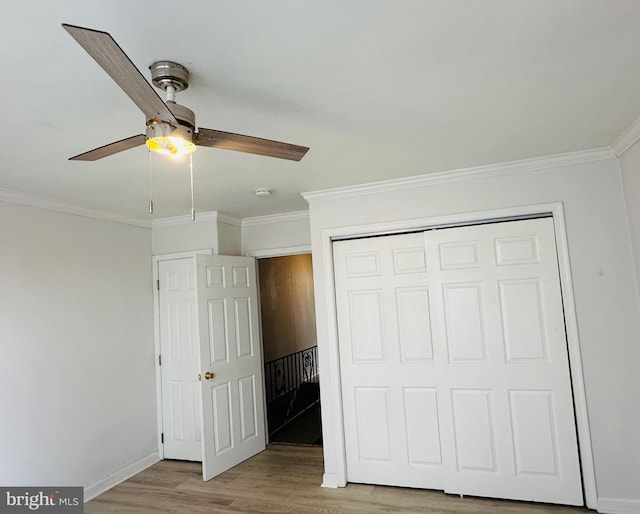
[69,134,146,161]
[195,128,309,161]
[62,23,177,125]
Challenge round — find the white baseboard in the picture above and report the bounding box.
[321,473,340,488]
[84,452,161,502]
[598,498,640,514]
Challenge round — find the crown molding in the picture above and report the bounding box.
[152,211,217,228]
[611,115,640,157]
[0,188,151,228]
[302,147,616,203]
[152,211,242,228]
[242,210,309,227]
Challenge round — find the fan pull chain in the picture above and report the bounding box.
[189,153,195,221]
[148,149,154,214]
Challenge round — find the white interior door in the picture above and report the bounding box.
[158,258,202,461]
[195,254,266,481]
[333,217,583,505]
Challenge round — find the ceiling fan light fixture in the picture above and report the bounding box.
[147,136,196,159]
[145,121,196,159]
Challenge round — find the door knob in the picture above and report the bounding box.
[204,371,215,380]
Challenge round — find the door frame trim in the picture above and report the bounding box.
[318,202,597,509]
[247,245,312,258]
[152,249,213,460]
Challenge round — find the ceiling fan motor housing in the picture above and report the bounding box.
[146,119,194,144]
[147,61,195,142]
[146,101,196,143]
[149,61,189,93]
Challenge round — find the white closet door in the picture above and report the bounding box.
[333,217,582,505]
[334,232,446,489]
[427,218,582,505]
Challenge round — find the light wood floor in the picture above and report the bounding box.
[86,444,593,513]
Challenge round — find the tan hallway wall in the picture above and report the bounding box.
[259,254,317,362]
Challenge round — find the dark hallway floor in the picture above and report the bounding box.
[270,403,322,445]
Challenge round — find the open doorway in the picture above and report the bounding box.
[258,253,321,446]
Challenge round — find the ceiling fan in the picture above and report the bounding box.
[62,24,309,162]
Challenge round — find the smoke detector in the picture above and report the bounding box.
[255,188,272,197]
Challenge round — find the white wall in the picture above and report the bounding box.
[217,220,242,256]
[152,216,218,255]
[241,212,311,256]
[306,157,640,507]
[0,202,157,492]
[151,212,243,256]
[620,138,640,298]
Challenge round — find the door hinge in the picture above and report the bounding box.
[158,355,162,366]
[161,432,164,444]
[157,279,160,291]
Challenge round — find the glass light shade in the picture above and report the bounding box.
[145,121,196,159]
[146,136,196,159]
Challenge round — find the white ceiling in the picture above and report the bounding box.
[2,0,640,221]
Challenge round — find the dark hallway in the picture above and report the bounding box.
[258,254,322,446]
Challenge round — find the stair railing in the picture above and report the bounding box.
[264,345,318,405]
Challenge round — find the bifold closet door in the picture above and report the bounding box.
[426,218,582,505]
[334,232,446,489]
[333,218,583,505]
